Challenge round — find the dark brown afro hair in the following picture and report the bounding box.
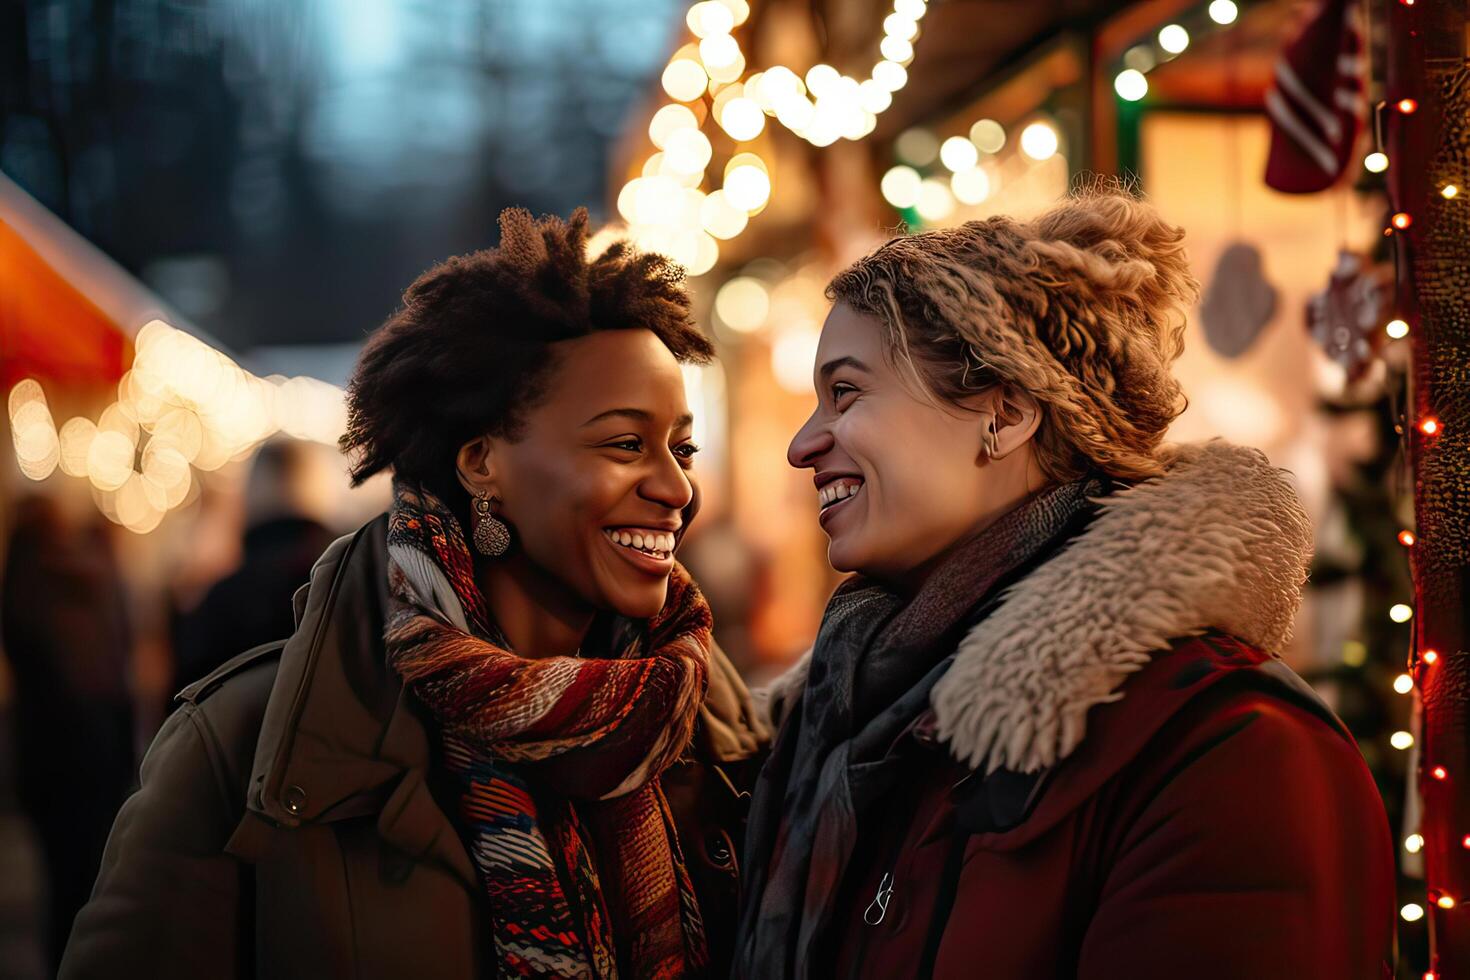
[340,207,714,502]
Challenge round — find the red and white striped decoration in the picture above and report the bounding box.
[1264,0,1368,194]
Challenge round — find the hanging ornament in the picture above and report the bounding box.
[1306,249,1391,380]
[1200,242,1278,358]
[1263,0,1366,193]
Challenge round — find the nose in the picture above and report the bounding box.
[639,447,696,513]
[788,408,833,470]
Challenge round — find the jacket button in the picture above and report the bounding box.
[283,785,308,815]
[705,831,733,869]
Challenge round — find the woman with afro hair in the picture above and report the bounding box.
[735,186,1395,979]
[63,208,769,980]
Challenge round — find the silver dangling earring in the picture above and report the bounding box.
[472,491,511,557]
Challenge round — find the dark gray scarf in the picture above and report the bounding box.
[733,478,1103,979]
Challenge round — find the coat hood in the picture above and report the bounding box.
[761,440,1313,777]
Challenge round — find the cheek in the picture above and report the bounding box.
[505,458,620,555]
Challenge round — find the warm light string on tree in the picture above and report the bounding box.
[614,0,928,275]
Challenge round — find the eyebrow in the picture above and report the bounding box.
[581,408,695,429]
[817,356,872,382]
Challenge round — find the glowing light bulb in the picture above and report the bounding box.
[1390,603,1414,623]
[1420,416,1440,435]
[662,59,709,103]
[872,60,908,92]
[687,1,735,38]
[1399,530,1417,546]
[951,167,991,205]
[916,178,955,221]
[880,165,922,209]
[1391,731,1415,750]
[723,164,771,212]
[719,97,765,141]
[1386,318,1410,338]
[1114,69,1148,102]
[880,35,914,64]
[1402,903,1425,922]
[1209,0,1239,24]
[1406,833,1426,853]
[1423,649,1440,665]
[969,119,1005,153]
[1364,151,1389,173]
[713,277,770,333]
[1433,765,1448,780]
[1398,98,1418,114]
[1395,673,1415,694]
[883,13,919,40]
[1444,185,1460,199]
[1158,24,1189,54]
[1020,121,1059,160]
[1392,212,1413,230]
[939,135,979,172]
[1439,894,1457,909]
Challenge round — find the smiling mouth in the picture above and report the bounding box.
[818,477,864,512]
[602,527,676,570]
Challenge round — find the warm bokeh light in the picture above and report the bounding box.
[881,165,922,208]
[662,59,708,102]
[1114,69,1148,102]
[1020,121,1060,160]
[916,178,955,221]
[1158,24,1190,54]
[1392,731,1415,750]
[1395,673,1415,694]
[1364,151,1389,173]
[714,276,771,333]
[1386,318,1410,338]
[939,135,979,172]
[1390,603,1414,623]
[951,166,992,205]
[969,118,1005,153]
[1209,0,1239,24]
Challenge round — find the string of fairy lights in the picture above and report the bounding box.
[8,320,346,534]
[614,0,929,276]
[1367,0,1459,965]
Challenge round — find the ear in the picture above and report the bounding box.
[454,435,500,499]
[981,386,1042,462]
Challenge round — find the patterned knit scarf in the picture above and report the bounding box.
[384,482,712,979]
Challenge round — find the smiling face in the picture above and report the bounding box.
[477,329,699,620]
[788,302,1008,582]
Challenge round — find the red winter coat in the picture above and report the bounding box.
[749,442,1396,979]
[819,634,1395,979]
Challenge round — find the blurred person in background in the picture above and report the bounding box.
[170,439,335,694]
[61,208,768,980]
[735,187,1395,979]
[2,496,135,975]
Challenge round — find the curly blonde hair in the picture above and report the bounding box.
[827,185,1199,482]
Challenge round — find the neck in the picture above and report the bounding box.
[476,553,596,659]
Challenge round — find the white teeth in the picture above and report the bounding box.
[819,481,862,507]
[605,528,675,559]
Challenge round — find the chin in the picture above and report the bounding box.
[826,537,865,574]
[609,582,669,620]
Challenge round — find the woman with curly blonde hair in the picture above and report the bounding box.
[735,187,1394,979]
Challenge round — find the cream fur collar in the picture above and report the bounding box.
[762,440,1313,776]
